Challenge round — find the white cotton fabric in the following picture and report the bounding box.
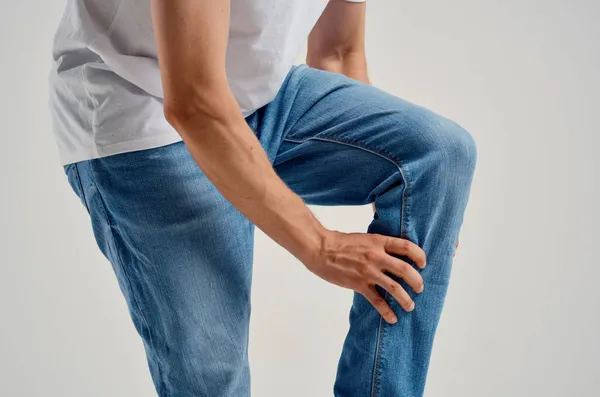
[48,0,366,165]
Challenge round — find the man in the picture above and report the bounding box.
[50,0,477,396]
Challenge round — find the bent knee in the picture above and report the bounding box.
[444,119,477,173]
[419,115,477,177]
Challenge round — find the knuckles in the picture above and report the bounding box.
[363,250,380,263]
[397,239,410,253]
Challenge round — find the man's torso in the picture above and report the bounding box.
[49,0,329,164]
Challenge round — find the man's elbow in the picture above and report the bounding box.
[163,87,241,135]
[163,96,202,133]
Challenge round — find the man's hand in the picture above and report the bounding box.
[307,230,426,324]
[375,201,459,257]
[308,1,436,317]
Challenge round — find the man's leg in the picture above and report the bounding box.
[254,64,477,396]
[64,142,255,397]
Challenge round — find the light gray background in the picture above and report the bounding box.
[1,0,598,396]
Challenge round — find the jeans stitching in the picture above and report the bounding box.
[84,161,169,396]
[370,312,385,397]
[247,65,311,140]
[73,163,90,213]
[281,135,410,395]
[282,135,410,237]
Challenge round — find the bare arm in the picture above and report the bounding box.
[151,0,324,263]
[151,0,426,324]
[308,0,370,84]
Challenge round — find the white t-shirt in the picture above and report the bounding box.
[49,0,365,165]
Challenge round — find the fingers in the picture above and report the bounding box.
[381,255,424,294]
[383,236,426,269]
[368,235,425,316]
[372,272,415,313]
[361,285,397,324]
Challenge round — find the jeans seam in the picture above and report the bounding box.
[282,135,410,395]
[85,161,169,397]
[73,163,90,213]
[370,309,386,397]
[282,135,410,238]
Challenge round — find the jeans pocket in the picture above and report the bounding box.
[64,163,90,213]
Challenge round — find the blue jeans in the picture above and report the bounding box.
[63,64,476,396]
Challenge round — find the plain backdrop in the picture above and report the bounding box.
[1,0,598,396]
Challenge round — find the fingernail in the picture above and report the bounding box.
[390,316,398,324]
[418,284,425,294]
[408,302,415,312]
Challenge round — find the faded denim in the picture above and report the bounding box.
[63,64,477,397]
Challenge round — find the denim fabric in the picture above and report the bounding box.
[63,64,476,397]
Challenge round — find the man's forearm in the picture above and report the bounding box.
[152,0,428,325]
[167,90,328,264]
[307,51,370,84]
[152,0,330,265]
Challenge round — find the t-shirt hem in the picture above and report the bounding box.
[59,133,184,166]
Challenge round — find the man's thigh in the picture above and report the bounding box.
[258,64,473,209]
[66,141,255,397]
[261,64,476,397]
[254,64,472,186]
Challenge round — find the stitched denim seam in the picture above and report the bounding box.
[85,161,168,396]
[281,135,409,395]
[282,135,411,237]
[247,66,311,140]
[371,309,386,397]
[73,164,90,213]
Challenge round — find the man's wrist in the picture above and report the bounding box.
[307,53,370,84]
[294,213,331,266]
